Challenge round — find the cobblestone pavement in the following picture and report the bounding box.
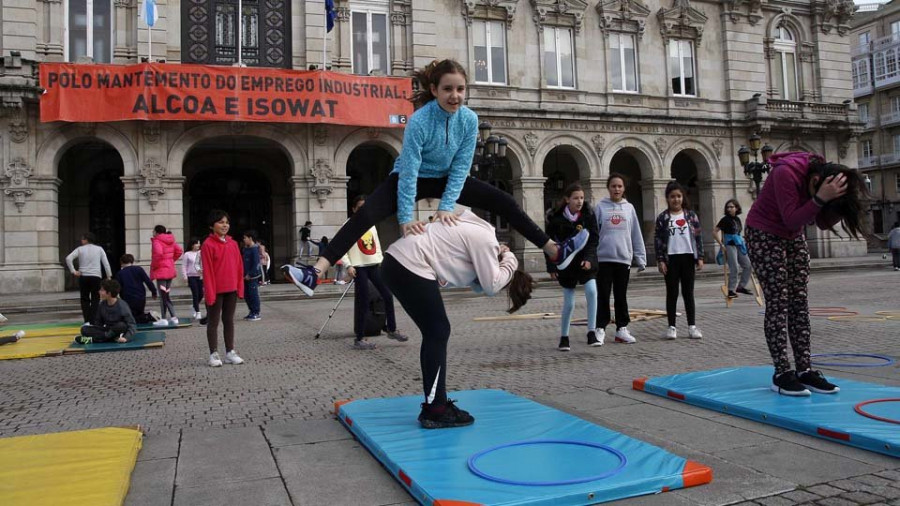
[1,268,899,505]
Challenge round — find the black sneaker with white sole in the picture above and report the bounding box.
[418,399,474,429]
[771,370,811,396]
[587,331,602,347]
[558,336,570,351]
[798,369,840,394]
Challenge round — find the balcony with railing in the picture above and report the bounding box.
[871,34,900,89]
[882,109,900,127]
[882,152,900,166]
[859,156,879,168]
[746,95,854,123]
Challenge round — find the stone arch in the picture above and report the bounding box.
[773,140,813,153]
[490,131,529,179]
[533,134,597,179]
[663,140,718,180]
[602,137,660,180]
[766,12,810,43]
[334,128,403,176]
[168,123,307,177]
[36,123,138,178]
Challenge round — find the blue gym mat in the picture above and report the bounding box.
[336,389,711,505]
[635,366,900,458]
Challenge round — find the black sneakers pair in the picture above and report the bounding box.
[771,370,840,396]
[418,399,474,429]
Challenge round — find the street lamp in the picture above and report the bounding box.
[737,133,773,199]
[472,121,508,181]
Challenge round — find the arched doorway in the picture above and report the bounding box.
[183,136,293,272]
[346,144,400,247]
[542,147,581,217]
[671,152,700,211]
[608,150,644,227]
[670,149,713,259]
[472,158,514,244]
[58,141,125,289]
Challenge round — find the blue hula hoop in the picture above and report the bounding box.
[810,353,896,368]
[467,439,627,486]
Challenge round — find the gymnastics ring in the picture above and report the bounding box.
[854,399,900,425]
[810,353,896,368]
[467,439,627,486]
[827,315,888,322]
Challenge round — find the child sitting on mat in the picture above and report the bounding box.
[75,279,137,344]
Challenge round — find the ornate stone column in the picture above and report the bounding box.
[697,179,737,262]
[334,7,352,72]
[511,176,547,273]
[36,0,65,61]
[114,0,137,62]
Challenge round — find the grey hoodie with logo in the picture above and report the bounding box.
[594,197,647,269]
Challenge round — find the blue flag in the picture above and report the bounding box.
[140,0,158,27]
[325,0,336,33]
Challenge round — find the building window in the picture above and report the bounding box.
[863,139,874,158]
[66,0,112,63]
[859,103,869,122]
[668,39,695,96]
[543,27,575,88]
[473,20,507,85]
[352,10,389,75]
[893,21,900,38]
[859,32,870,47]
[893,134,900,154]
[609,32,638,92]
[183,0,288,67]
[773,26,798,101]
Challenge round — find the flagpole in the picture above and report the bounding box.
[148,23,152,61]
[323,19,327,69]
[237,0,243,66]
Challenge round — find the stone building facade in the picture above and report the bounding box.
[0,0,864,293]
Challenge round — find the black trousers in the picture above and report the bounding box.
[664,254,696,327]
[322,173,551,265]
[595,263,631,329]
[353,265,397,339]
[81,322,129,342]
[78,276,102,322]
[381,254,451,406]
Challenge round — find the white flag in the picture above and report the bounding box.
[140,0,158,28]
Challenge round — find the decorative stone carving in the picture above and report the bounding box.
[229,121,246,135]
[523,131,539,157]
[591,135,605,158]
[114,0,135,7]
[818,0,856,36]
[461,0,520,25]
[838,140,850,159]
[3,157,33,213]
[657,0,707,43]
[366,127,381,140]
[596,0,651,38]
[310,159,335,208]
[723,0,762,26]
[531,0,588,32]
[143,121,160,144]
[654,137,668,156]
[314,125,327,145]
[76,122,96,137]
[336,7,351,23]
[712,139,724,160]
[139,158,166,210]
[9,118,27,143]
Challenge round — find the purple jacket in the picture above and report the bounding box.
[746,152,840,239]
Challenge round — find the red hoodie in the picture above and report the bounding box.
[150,233,184,280]
[201,233,244,305]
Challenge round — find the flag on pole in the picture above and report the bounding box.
[325,0,337,33]
[140,0,159,27]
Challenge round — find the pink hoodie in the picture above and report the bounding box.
[746,152,840,239]
[150,233,184,280]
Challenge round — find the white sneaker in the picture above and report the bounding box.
[82,321,90,327]
[169,317,179,325]
[596,328,606,345]
[688,325,703,339]
[665,326,678,340]
[0,313,7,323]
[614,327,637,344]
[225,350,244,365]
[209,352,223,367]
[152,319,170,327]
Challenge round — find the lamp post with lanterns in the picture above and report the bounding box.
[473,121,508,181]
[737,133,774,199]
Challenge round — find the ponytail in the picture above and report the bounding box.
[506,270,535,314]
[410,59,468,109]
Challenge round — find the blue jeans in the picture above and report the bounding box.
[244,279,260,315]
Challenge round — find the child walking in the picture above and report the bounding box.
[594,173,647,344]
[745,152,865,396]
[285,59,586,295]
[546,183,600,351]
[242,230,262,321]
[150,225,183,326]
[182,238,203,321]
[715,199,753,298]
[201,210,245,367]
[654,181,704,340]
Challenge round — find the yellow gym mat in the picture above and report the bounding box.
[0,335,73,360]
[0,427,143,506]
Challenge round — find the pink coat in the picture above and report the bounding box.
[150,233,184,280]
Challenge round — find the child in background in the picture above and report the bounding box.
[594,173,647,344]
[115,254,157,323]
[242,231,262,321]
[75,279,136,344]
[654,181,704,340]
[202,210,245,367]
[259,243,271,285]
[150,225,183,326]
[546,183,600,351]
[182,238,203,321]
[715,199,753,298]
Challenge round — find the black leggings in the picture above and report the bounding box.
[81,322,129,342]
[381,254,451,406]
[206,291,237,353]
[664,254,696,327]
[353,265,396,339]
[322,173,551,265]
[188,276,204,313]
[595,263,632,329]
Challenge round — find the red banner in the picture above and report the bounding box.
[40,63,413,127]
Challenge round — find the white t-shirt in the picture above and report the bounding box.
[666,212,695,256]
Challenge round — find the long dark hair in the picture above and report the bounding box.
[507,270,535,314]
[723,198,742,216]
[556,182,586,212]
[665,180,691,211]
[807,160,868,239]
[410,59,468,109]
